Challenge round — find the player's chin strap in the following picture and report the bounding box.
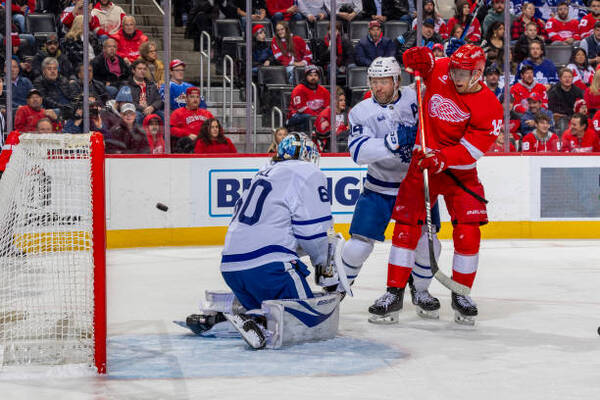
[415,72,471,296]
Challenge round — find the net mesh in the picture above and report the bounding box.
[0,134,96,367]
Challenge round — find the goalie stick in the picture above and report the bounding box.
[414,72,470,296]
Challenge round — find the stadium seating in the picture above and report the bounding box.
[384,21,409,40]
[315,21,330,40]
[290,20,310,40]
[214,19,243,59]
[545,44,573,67]
[349,21,370,44]
[26,13,56,45]
[347,67,369,89]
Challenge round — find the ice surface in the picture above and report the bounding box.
[1,240,599,400]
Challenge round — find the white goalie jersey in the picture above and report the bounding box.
[348,86,418,196]
[220,160,333,273]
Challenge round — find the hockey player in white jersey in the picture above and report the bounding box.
[341,57,442,323]
[183,133,344,349]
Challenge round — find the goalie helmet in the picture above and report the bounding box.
[276,132,320,165]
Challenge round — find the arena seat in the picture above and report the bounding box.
[384,21,409,40]
[545,44,573,67]
[349,21,370,44]
[290,20,310,39]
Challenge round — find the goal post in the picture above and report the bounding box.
[0,132,106,374]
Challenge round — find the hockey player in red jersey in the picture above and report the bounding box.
[370,44,503,325]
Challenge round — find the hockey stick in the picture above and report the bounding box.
[414,72,471,296]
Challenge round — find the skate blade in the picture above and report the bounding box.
[368,312,399,325]
[416,307,439,320]
[453,311,476,326]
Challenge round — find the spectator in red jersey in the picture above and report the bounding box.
[286,65,330,132]
[487,128,516,153]
[170,86,214,152]
[545,1,580,45]
[521,113,561,153]
[513,22,545,65]
[91,0,126,38]
[574,99,588,117]
[271,21,313,82]
[142,114,165,154]
[566,48,594,92]
[266,0,304,26]
[520,92,554,137]
[584,72,600,113]
[411,0,448,39]
[447,0,481,43]
[14,89,57,132]
[106,103,150,154]
[510,2,547,41]
[432,43,445,59]
[548,68,584,134]
[561,113,600,152]
[313,86,349,153]
[194,118,237,154]
[267,126,288,153]
[578,0,600,40]
[580,21,600,69]
[125,59,164,125]
[61,0,109,40]
[111,16,148,65]
[510,65,548,114]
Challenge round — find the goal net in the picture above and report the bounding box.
[0,133,106,373]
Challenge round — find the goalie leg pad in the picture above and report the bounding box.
[262,293,341,349]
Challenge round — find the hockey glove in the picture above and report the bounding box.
[446,38,466,57]
[402,46,435,77]
[414,149,447,174]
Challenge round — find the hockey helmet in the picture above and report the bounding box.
[368,57,402,105]
[449,44,486,89]
[276,132,320,165]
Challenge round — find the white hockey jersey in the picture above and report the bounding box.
[348,86,418,196]
[220,160,333,273]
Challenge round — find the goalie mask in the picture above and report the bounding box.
[276,132,320,165]
[449,44,485,91]
[368,57,402,105]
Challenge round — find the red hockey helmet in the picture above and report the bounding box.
[449,44,486,89]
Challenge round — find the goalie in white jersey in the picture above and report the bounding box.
[183,133,344,349]
[341,57,443,323]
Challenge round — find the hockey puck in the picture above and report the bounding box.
[598,326,600,336]
[156,202,169,212]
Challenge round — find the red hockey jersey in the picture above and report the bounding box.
[487,141,515,153]
[561,128,600,152]
[521,131,561,152]
[61,8,108,37]
[288,84,330,118]
[0,131,20,172]
[420,57,504,169]
[315,107,348,135]
[14,106,47,133]
[578,14,600,39]
[510,82,548,113]
[169,107,214,137]
[545,18,580,42]
[591,110,600,134]
[271,36,312,66]
[446,17,481,43]
[111,29,149,63]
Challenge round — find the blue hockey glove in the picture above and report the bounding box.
[446,37,466,57]
[385,124,417,162]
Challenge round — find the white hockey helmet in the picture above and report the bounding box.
[367,57,402,105]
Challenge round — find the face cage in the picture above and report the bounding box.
[368,75,401,106]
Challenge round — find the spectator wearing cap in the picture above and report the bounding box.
[266,0,305,26]
[31,34,73,80]
[516,39,558,88]
[548,67,583,134]
[447,0,482,43]
[579,0,600,40]
[9,57,33,111]
[137,41,164,86]
[482,0,510,39]
[106,102,150,154]
[520,92,554,137]
[14,89,57,132]
[110,16,148,65]
[297,0,328,25]
[314,21,355,74]
[513,21,545,65]
[92,38,131,94]
[580,21,600,69]
[510,2,548,42]
[431,43,444,59]
[566,47,594,92]
[510,64,549,114]
[362,0,411,24]
[411,0,447,40]
[396,18,443,62]
[484,65,502,99]
[91,0,126,37]
[355,20,395,67]
[33,57,78,118]
[561,113,600,152]
[252,25,274,76]
[142,114,165,154]
[125,59,164,125]
[574,99,588,117]
[159,59,207,111]
[194,118,237,154]
[287,65,330,132]
[170,87,215,152]
[545,1,580,45]
[521,112,561,153]
[69,64,110,105]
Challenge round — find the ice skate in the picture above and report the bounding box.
[368,287,404,324]
[409,279,440,320]
[185,312,226,335]
[224,313,267,349]
[451,292,478,326]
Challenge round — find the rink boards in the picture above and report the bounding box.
[104,153,600,248]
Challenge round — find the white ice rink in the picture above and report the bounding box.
[1,239,599,400]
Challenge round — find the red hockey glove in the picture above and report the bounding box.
[402,47,435,77]
[414,149,447,174]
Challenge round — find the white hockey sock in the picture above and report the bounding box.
[341,236,374,284]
